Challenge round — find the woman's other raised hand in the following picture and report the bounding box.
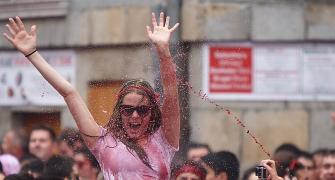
[146,12,179,50]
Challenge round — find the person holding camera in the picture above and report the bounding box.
[259,160,284,180]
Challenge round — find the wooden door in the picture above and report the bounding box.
[87,80,123,126]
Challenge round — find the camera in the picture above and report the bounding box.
[255,165,267,179]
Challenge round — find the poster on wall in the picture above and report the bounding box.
[203,43,335,101]
[0,50,76,106]
[252,44,306,100]
[302,45,335,100]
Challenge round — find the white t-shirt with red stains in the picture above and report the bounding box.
[89,127,177,180]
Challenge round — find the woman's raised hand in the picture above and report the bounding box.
[146,12,179,49]
[3,16,37,56]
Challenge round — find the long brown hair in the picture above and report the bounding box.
[105,79,161,168]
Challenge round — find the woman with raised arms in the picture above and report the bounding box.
[3,12,180,179]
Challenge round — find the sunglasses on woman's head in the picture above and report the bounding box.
[119,105,152,117]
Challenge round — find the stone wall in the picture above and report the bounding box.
[182,1,335,41]
[186,0,335,171]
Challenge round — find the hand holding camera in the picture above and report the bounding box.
[255,165,267,180]
[255,160,284,180]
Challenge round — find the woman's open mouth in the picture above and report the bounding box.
[129,122,141,130]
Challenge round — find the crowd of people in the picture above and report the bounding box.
[0,126,100,179]
[1,130,334,180]
[2,11,335,180]
[173,142,335,180]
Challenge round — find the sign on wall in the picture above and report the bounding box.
[208,46,252,93]
[302,45,335,100]
[203,43,335,101]
[0,50,76,106]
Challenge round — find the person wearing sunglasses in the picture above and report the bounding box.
[73,147,100,180]
[3,11,180,180]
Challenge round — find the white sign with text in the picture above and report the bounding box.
[0,50,75,106]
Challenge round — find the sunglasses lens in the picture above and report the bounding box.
[120,106,134,116]
[137,106,150,117]
[120,105,151,117]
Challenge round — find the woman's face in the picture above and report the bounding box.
[120,92,152,140]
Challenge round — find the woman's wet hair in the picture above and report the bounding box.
[105,79,162,169]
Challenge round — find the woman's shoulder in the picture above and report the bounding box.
[151,128,178,151]
[89,127,119,153]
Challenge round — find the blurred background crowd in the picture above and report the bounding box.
[0,125,334,179]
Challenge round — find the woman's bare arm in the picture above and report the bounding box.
[3,17,100,146]
[146,12,180,148]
